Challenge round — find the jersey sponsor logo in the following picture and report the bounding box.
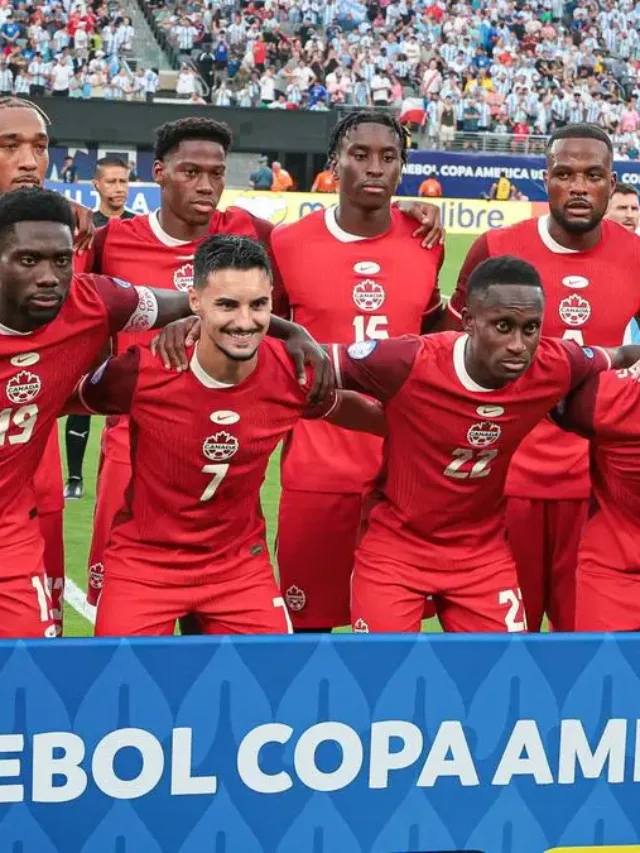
[88,562,105,590]
[353,617,369,633]
[285,584,306,611]
[561,275,589,289]
[112,277,132,289]
[210,409,240,425]
[347,340,378,359]
[202,430,239,462]
[352,279,385,312]
[353,261,381,275]
[467,420,501,448]
[6,370,41,404]
[10,352,39,367]
[559,294,591,327]
[476,405,504,417]
[173,262,194,292]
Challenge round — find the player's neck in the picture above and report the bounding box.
[196,338,257,386]
[464,344,507,391]
[0,305,36,334]
[158,207,210,243]
[101,203,124,218]
[547,215,602,251]
[335,200,392,238]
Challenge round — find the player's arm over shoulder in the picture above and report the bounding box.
[304,390,387,436]
[443,232,490,330]
[325,336,422,402]
[66,347,142,415]
[549,373,600,438]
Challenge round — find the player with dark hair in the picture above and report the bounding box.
[82,113,442,626]
[447,122,640,633]
[0,187,221,638]
[0,97,97,631]
[328,254,640,633]
[64,155,137,501]
[69,235,383,637]
[271,108,444,632]
[552,366,640,631]
[607,182,640,233]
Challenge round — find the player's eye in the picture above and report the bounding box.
[19,255,36,266]
[495,320,510,333]
[56,257,71,268]
[524,322,540,335]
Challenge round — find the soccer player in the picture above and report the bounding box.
[0,96,95,632]
[552,367,640,631]
[83,115,444,613]
[447,123,640,632]
[606,182,640,234]
[65,156,136,501]
[0,190,330,639]
[330,255,640,633]
[71,235,383,637]
[271,110,444,632]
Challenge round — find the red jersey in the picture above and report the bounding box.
[77,339,336,577]
[0,275,149,552]
[449,216,640,499]
[554,368,640,570]
[331,332,611,568]
[272,205,443,493]
[84,208,275,465]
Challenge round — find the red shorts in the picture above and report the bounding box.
[505,497,588,633]
[33,427,64,514]
[87,453,130,605]
[351,545,526,634]
[277,489,364,630]
[0,532,58,639]
[95,550,292,637]
[576,559,640,632]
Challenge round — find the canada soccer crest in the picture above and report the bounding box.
[6,370,41,404]
[202,431,239,462]
[467,421,501,448]
[173,262,194,292]
[285,585,306,611]
[89,562,105,590]
[559,294,591,327]
[352,279,385,312]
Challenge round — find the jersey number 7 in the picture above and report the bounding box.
[200,463,229,502]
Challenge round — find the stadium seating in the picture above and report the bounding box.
[3,0,640,154]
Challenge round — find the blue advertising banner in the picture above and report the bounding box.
[1,633,640,853]
[399,150,640,202]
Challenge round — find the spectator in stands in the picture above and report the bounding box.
[312,167,337,192]
[61,156,77,184]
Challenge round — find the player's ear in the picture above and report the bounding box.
[152,159,165,186]
[188,287,201,316]
[460,306,473,334]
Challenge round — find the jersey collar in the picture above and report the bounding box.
[0,321,32,336]
[324,206,367,243]
[148,210,193,248]
[190,345,234,388]
[537,214,579,254]
[452,334,493,393]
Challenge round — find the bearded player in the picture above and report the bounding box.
[0,97,95,632]
[330,256,640,633]
[82,114,445,616]
[553,366,640,631]
[271,110,444,632]
[447,123,640,632]
[70,235,383,637]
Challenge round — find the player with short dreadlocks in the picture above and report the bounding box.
[0,96,96,636]
[270,109,445,633]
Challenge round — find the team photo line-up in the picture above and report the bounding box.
[1,97,639,638]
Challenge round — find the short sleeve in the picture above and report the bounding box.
[423,244,445,317]
[330,336,421,403]
[550,374,600,439]
[90,275,158,335]
[77,347,141,415]
[560,340,612,390]
[448,233,490,319]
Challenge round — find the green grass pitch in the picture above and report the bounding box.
[61,234,476,637]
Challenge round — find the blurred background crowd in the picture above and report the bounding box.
[3,0,640,155]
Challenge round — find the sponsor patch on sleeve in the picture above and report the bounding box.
[347,340,378,360]
[582,347,594,359]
